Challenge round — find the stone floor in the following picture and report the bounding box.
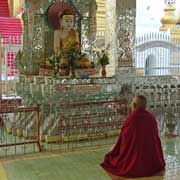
[0,137,180,180]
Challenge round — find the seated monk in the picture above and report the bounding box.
[101,95,165,179]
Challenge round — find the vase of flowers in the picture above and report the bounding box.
[67,48,80,78]
[49,53,61,78]
[97,50,109,77]
[101,65,107,77]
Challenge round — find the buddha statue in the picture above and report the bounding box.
[39,1,96,77]
[54,9,79,68]
[54,9,93,69]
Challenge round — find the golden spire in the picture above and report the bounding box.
[177,13,180,25]
[160,0,178,32]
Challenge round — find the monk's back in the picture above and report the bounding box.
[132,109,158,140]
[128,109,165,176]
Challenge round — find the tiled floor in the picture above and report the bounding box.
[0,137,180,180]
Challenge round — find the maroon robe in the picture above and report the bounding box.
[101,109,165,177]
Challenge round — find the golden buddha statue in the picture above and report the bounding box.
[54,9,79,68]
[39,1,96,77]
[54,9,93,69]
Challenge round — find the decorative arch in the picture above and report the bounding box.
[136,40,180,52]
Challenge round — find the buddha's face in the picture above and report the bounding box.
[60,15,74,31]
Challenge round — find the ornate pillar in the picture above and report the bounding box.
[115,0,136,77]
[105,0,116,76]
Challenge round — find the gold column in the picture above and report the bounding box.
[8,0,13,16]
[14,0,24,17]
[8,0,24,17]
[160,2,180,69]
[96,0,106,40]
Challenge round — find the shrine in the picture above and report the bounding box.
[0,0,180,180]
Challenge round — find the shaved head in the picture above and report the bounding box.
[132,95,147,111]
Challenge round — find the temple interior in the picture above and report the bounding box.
[0,0,180,179]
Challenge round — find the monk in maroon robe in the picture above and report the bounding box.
[101,95,165,179]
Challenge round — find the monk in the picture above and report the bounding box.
[101,95,165,179]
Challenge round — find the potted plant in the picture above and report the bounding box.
[97,50,109,77]
[49,53,61,78]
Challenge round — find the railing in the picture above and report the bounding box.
[135,32,180,76]
[124,77,180,136]
[42,98,128,151]
[0,97,128,155]
[0,104,41,157]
